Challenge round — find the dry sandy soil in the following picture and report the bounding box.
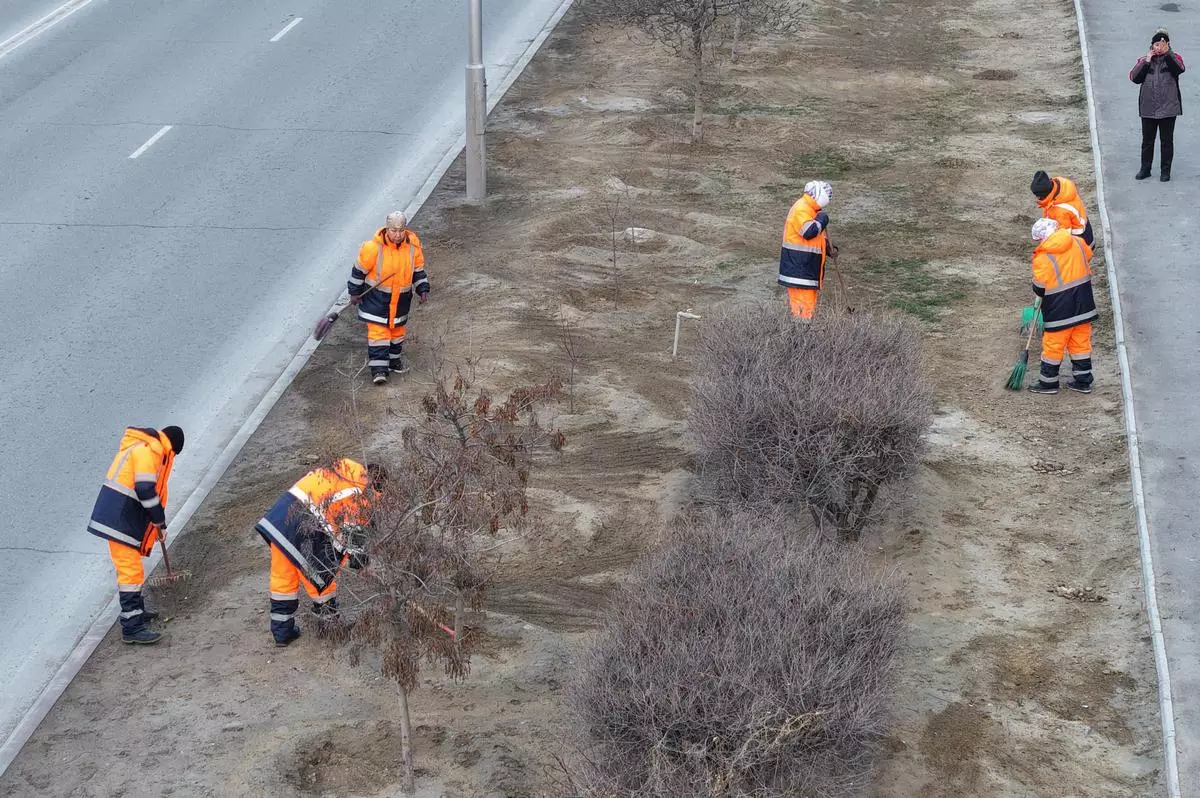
[0,0,1166,795]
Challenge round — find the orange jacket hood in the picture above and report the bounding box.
[1037,177,1080,210]
[121,427,171,456]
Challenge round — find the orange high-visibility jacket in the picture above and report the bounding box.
[1032,229,1098,332]
[777,195,828,290]
[347,230,429,327]
[254,459,374,592]
[1038,177,1094,246]
[87,428,176,554]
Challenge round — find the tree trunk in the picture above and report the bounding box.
[454,591,465,651]
[398,687,416,794]
[691,30,705,142]
[568,362,576,413]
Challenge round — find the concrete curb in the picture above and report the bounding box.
[1070,1,1181,795]
[0,0,578,778]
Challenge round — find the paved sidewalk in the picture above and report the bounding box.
[1081,0,1199,791]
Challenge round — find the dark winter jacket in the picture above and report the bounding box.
[1130,51,1186,119]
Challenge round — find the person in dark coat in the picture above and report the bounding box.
[1130,28,1186,182]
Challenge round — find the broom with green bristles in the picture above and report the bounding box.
[1005,297,1042,391]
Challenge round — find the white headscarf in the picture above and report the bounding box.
[1031,217,1059,242]
[803,180,833,209]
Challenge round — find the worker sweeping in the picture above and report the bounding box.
[254,458,387,647]
[778,181,836,320]
[86,425,185,645]
[1030,171,1094,247]
[347,211,430,385]
[1028,218,1098,394]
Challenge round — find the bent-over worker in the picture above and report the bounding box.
[254,458,387,647]
[86,425,185,645]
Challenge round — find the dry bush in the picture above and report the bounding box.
[325,368,565,794]
[568,508,904,796]
[691,305,932,541]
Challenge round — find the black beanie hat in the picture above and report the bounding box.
[162,426,185,454]
[1152,29,1170,45]
[1031,170,1054,199]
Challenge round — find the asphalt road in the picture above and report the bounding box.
[1080,0,1198,791]
[0,0,571,764]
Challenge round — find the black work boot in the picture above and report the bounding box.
[1067,380,1093,394]
[372,371,388,386]
[142,609,160,622]
[122,627,162,645]
[1161,167,1172,182]
[1028,381,1060,395]
[274,626,302,648]
[390,355,409,375]
[1136,165,1152,180]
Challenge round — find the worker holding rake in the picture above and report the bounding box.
[1028,218,1098,394]
[86,425,185,645]
[778,180,836,320]
[347,211,430,385]
[254,458,387,647]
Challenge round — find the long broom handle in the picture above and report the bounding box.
[1022,297,1043,353]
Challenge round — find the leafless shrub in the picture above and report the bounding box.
[581,0,807,141]
[691,305,932,541]
[328,367,565,793]
[568,508,904,796]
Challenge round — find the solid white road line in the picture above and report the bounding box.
[1070,1,1181,796]
[269,17,302,43]
[128,125,173,159]
[0,0,95,61]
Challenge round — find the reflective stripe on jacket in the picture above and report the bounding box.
[778,195,827,289]
[1038,176,1094,246]
[347,230,429,327]
[1032,230,1098,332]
[87,427,175,554]
[254,459,372,592]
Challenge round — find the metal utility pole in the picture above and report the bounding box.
[465,0,487,200]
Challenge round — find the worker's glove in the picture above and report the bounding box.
[417,289,429,305]
[348,294,363,306]
[816,210,830,229]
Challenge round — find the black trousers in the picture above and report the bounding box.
[1141,116,1177,171]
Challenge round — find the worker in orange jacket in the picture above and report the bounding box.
[347,211,430,385]
[86,425,185,645]
[1028,218,1098,394]
[1031,171,1094,247]
[254,458,387,646]
[778,181,835,320]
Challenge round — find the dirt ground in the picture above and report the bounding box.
[0,0,1166,795]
